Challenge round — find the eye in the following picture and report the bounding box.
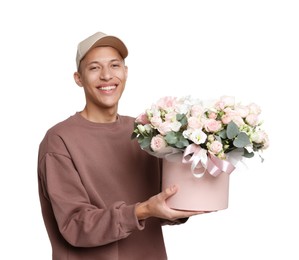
[90,66,100,71]
[111,63,121,68]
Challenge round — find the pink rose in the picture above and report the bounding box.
[248,103,261,115]
[221,114,232,125]
[209,140,223,154]
[208,111,217,119]
[150,135,167,152]
[251,130,269,146]
[223,107,238,117]
[191,104,204,117]
[215,96,235,110]
[188,117,203,129]
[157,122,172,135]
[157,96,177,110]
[235,105,249,118]
[150,115,162,128]
[204,119,222,133]
[245,114,259,126]
[135,112,150,124]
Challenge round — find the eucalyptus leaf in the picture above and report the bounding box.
[176,114,184,121]
[176,114,188,127]
[243,148,255,158]
[233,132,251,148]
[176,135,189,148]
[180,116,188,127]
[139,137,151,149]
[176,141,185,148]
[227,121,239,139]
[218,129,227,139]
[165,132,178,144]
[215,135,222,143]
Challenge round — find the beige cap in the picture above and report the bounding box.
[76,31,128,69]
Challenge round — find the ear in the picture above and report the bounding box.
[74,72,83,87]
[124,65,128,81]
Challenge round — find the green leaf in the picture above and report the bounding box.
[243,148,255,158]
[131,132,138,139]
[226,121,240,139]
[176,113,184,121]
[176,114,188,127]
[233,132,251,148]
[165,132,178,144]
[215,135,222,143]
[139,137,151,149]
[217,129,227,139]
[176,135,189,148]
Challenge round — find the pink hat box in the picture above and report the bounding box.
[162,158,230,211]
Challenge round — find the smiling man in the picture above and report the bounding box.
[74,32,128,123]
[37,31,205,260]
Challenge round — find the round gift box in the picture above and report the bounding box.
[162,158,230,211]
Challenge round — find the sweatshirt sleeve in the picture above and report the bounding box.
[160,218,188,226]
[38,139,144,247]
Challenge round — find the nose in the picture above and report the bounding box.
[100,67,112,81]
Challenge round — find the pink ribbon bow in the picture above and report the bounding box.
[182,144,235,178]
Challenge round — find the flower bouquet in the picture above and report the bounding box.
[131,95,269,211]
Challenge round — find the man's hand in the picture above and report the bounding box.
[135,185,211,221]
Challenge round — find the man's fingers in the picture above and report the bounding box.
[161,185,178,200]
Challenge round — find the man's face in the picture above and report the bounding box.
[75,46,128,112]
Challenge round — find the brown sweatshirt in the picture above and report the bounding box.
[37,112,172,260]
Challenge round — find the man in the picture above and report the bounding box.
[38,31,205,260]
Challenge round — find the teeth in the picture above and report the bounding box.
[99,86,116,90]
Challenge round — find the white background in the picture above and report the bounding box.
[1,0,298,259]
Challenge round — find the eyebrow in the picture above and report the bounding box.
[87,58,123,66]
